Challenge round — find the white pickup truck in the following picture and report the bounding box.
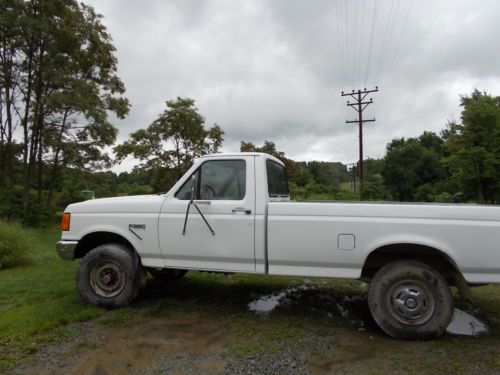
[57,152,500,339]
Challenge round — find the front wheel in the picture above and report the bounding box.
[368,260,453,340]
[77,243,141,308]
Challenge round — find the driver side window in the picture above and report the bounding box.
[175,159,246,200]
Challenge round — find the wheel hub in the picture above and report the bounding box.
[405,297,417,309]
[89,260,126,298]
[389,282,435,325]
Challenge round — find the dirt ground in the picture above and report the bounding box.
[9,276,500,375]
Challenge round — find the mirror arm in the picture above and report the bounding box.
[182,173,215,236]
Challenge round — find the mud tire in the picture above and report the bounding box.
[77,243,141,308]
[368,260,453,340]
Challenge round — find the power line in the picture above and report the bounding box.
[376,0,396,79]
[353,0,358,85]
[386,0,413,81]
[358,0,368,87]
[345,0,351,87]
[383,0,401,67]
[364,0,378,86]
[342,0,348,88]
[335,0,346,88]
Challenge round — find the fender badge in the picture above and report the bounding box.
[128,224,146,240]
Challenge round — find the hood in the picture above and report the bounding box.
[66,194,165,214]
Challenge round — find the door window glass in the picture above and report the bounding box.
[176,160,246,200]
[266,160,289,197]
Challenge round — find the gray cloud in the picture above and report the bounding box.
[84,0,500,171]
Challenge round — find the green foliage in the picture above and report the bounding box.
[382,133,448,201]
[115,97,225,192]
[443,90,500,203]
[240,140,300,179]
[240,140,357,202]
[361,173,385,200]
[0,0,129,222]
[0,221,34,270]
[307,161,347,185]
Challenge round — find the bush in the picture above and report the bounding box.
[0,221,34,270]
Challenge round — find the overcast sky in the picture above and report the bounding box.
[83,0,500,171]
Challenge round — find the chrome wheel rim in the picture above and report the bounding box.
[89,260,126,297]
[387,280,435,325]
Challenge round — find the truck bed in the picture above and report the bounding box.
[267,201,500,283]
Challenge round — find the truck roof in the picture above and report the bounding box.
[199,152,284,165]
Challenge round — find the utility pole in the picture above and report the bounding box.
[341,87,378,185]
[347,162,357,194]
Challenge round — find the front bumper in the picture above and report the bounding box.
[56,240,78,260]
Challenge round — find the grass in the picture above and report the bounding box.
[0,228,102,370]
[0,227,499,374]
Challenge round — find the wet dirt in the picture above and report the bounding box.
[14,311,231,375]
[248,285,491,337]
[69,311,229,375]
[11,281,497,375]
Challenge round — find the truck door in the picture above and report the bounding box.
[158,157,256,272]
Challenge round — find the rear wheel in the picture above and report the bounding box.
[77,243,141,308]
[368,260,453,340]
[147,268,188,281]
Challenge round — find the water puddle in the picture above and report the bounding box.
[446,308,489,336]
[247,290,288,314]
[248,285,308,314]
[248,286,490,338]
[247,285,367,326]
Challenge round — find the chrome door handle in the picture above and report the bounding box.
[232,207,252,214]
[193,200,211,205]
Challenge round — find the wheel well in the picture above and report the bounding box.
[74,232,136,259]
[361,243,460,282]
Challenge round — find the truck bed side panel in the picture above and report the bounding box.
[267,202,500,283]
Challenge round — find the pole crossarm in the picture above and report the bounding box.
[347,101,373,107]
[346,118,375,123]
[341,88,379,97]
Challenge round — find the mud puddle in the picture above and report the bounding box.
[248,285,310,314]
[248,285,490,336]
[446,308,489,336]
[247,285,370,327]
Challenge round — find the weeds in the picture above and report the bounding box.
[0,221,34,269]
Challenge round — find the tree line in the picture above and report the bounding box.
[1,1,499,226]
[240,90,500,205]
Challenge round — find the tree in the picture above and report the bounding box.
[115,97,224,191]
[239,140,299,178]
[360,159,386,200]
[382,134,447,201]
[443,90,500,203]
[0,0,129,219]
